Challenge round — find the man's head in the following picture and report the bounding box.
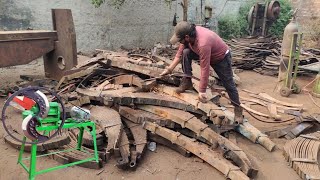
[170,21,196,45]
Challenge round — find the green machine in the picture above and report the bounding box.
[279,32,303,97]
[1,87,99,180]
[278,11,303,97]
[312,71,320,97]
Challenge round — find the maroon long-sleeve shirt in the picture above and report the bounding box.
[174,26,229,93]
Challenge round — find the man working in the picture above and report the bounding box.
[160,21,243,123]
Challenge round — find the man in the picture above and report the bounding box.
[160,21,243,123]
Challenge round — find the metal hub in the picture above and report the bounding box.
[1,86,66,144]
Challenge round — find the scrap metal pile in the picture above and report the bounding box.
[2,51,320,180]
[284,132,320,180]
[226,38,320,76]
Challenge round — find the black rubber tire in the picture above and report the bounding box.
[280,86,291,97]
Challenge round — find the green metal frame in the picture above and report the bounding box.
[284,32,303,90]
[17,102,99,180]
[313,74,320,96]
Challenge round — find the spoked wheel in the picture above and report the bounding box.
[1,86,66,144]
[280,86,291,97]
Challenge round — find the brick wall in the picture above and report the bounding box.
[290,0,320,47]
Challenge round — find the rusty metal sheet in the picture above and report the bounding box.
[0,30,57,41]
[0,37,55,67]
[44,9,77,80]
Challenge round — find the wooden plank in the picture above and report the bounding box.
[240,96,267,107]
[142,122,249,180]
[139,105,257,178]
[90,106,122,158]
[267,104,282,120]
[246,93,304,110]
[259,93,303,107]
[241,104,270,118]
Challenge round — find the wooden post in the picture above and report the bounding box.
[181,0,188,21]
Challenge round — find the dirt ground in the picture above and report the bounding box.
[0,58,319,180]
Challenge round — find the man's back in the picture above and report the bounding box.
[192,26,229,63]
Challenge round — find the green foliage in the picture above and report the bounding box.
[218,15,241,39]
[91,0,126,8]
[269,0,293,38]
[238,0,256,35]
[218,0,255,39]
[218,0,292,39]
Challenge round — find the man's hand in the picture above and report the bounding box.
[160,67,172,76]
[198,92,208,103]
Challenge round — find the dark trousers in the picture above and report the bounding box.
[181,48,241,106]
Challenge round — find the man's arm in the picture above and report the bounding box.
[160,44,184,76]
[198,45,211,93]
[168,44,184,70]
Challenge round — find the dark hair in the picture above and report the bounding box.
[188,24,197,38]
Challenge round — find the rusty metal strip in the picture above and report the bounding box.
[48,134,104,169]
[158,85,276,152]
[283,132,320,179]
[4,132,70,152]
[119,106,176,128]
[142,122,249,180]
[115,129,130,169]
[139,105,257,178]
[44,9,77,80]
[90,106,122,158]
[76,88,204,115]
[148,133,192,157]
[123,119,147,169]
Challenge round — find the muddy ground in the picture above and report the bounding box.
[0,58,318,180]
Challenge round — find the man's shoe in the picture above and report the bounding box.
[234,106,244,125]
[175,77,193,94]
